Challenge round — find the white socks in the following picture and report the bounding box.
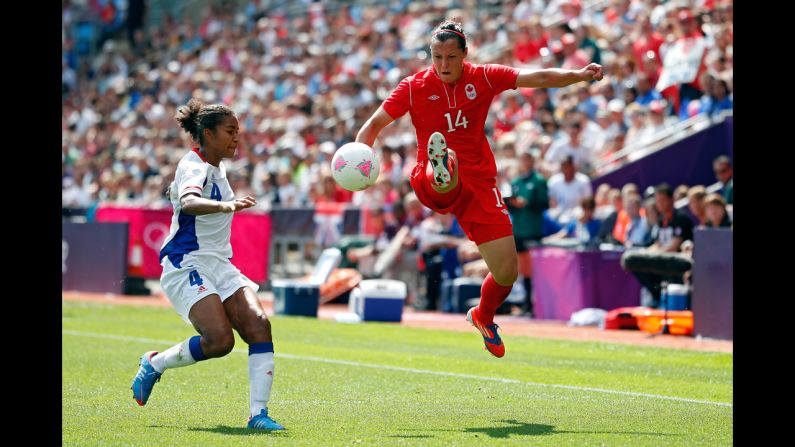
[150,338,197,373]
[249,350,275,417]
[150,337,274,418]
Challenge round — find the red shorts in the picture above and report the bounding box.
[410,161,513,245]
[457,221,514,246]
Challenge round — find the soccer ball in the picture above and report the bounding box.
[331,142,380,192]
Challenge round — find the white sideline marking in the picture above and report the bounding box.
[63,330,732,408]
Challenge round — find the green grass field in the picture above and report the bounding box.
[63,300,732,446]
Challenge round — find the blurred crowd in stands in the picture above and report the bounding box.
[62,0,733,311]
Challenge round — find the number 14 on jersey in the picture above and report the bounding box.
[444,110,468,132]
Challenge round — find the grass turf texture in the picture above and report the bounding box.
[63,300,732,446]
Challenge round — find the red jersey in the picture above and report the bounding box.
[382,62,520,182]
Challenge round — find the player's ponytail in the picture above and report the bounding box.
[175,98,204,142]
[175,98,235,145]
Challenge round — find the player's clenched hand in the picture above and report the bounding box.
[222,196,257,212]
[580,63,604,82]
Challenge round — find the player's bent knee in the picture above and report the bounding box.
[205,331,236,357]
[494,268,518,287]
[215,334,236,357]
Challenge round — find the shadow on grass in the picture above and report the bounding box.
[186,425,290,436]
[395,420,682,439]
[464,420,555,438]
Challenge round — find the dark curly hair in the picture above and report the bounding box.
[175,98,235,145]
[431,19,466,50]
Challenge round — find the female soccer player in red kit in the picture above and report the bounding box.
[356,20,603,358]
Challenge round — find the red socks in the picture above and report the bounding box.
[478,273,513,325]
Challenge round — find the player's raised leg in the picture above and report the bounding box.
[466,234,518,358]
[426,132,459,192]
[131,295,235,406]
[223,286,285,430]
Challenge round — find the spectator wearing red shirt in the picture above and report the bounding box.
[513,19,548,64]
[672,9,708,107]
[561,33,591,70]
[314,174,353,204]
[632,13,664,72]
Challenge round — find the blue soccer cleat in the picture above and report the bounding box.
[131,351,162,406]
[247,408,285,430]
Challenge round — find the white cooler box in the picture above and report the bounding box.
[349,279,407,322]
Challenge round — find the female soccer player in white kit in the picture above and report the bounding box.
[130,98,284,430]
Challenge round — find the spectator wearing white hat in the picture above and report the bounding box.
[604,98,628,145]
[645,99,669,138]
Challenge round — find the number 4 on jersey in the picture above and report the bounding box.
[444,110,468,132]
[210,183,222,201]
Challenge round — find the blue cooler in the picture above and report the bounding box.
[271,279,319,317]
[441,277,483,313]
[662,284,690,311]
[349,279,406,322]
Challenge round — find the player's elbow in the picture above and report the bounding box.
[180,195,200,213]
[358,111,390,142]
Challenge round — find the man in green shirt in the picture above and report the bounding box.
[506,149,549,317]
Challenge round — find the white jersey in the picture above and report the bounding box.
[160,148,235,268]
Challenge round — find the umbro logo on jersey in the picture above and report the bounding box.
[428,95,440,101]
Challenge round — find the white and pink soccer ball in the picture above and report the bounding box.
[330,142,380,192]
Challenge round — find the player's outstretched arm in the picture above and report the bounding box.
[515,63,604,89]
[180,193,257,215]
[356,105,396,148]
